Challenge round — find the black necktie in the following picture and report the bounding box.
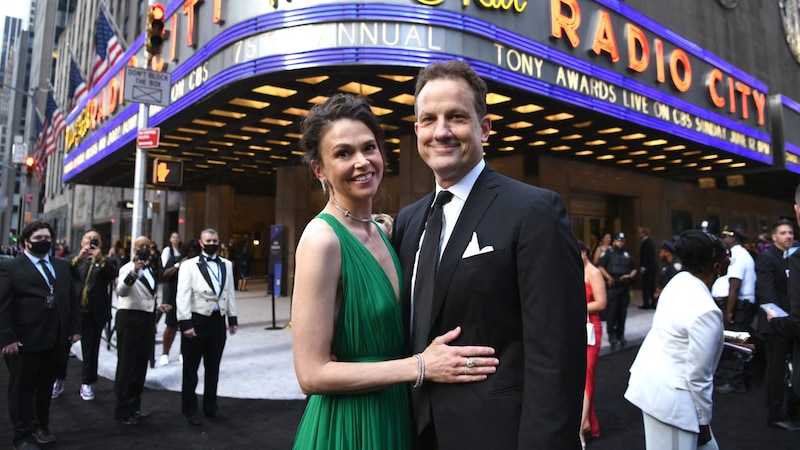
[39,259,56,288]
[411,190,453,433]
[412,190,454,352]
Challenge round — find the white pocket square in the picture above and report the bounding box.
[462,232,494,258]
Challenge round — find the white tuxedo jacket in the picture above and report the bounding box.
[176,255,237,329]
[625,271,724,432]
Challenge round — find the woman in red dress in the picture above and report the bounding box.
[579,240,607,448]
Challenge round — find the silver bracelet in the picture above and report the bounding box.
[413,353,425,388]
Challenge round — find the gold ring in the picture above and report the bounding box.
[466,357,475,369]
[464,365,468,375]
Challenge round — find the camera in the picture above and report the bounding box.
[90,238,99,249]
[137,247,152,263]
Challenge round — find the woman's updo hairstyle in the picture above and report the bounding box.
[675,230,727,275]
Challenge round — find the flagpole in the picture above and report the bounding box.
[99,0,129,48]
[67,45,90,83]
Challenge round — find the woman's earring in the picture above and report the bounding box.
[320,180,327,194]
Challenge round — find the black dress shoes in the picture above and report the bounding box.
[13,441,40,450]
[185,414,202,426]
[134,410,150,419]
[769,420,800,431]
[32,429,56,444]
[115,415,138,426]
[204,412,229,421]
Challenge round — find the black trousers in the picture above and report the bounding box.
[4,347,56,443]
[606,285,630,338]
[641,271,656,307]
[182,311,227,417]
[54,310,105,385]
[80,310,105,385]
[114,309,154,420]
[764,333,798,422]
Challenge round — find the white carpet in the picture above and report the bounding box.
[69,284,305,400]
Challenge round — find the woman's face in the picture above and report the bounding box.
[313,119,383,202]
[602,233,612,245]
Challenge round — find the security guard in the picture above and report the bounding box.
[654,240,682,303]
[597,232,638,346]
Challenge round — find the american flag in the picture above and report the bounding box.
[89,9,124,90]
[30,114,47,180]
[68,58,88,110]
[31,92,66,180]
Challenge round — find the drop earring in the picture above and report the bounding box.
[320,180,327,194]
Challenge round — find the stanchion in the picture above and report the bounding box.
[265,271,282,330]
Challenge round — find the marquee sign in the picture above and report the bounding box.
[63,0,775,182]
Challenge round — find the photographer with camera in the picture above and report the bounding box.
[52,230,119,402]
[113,236,172,425]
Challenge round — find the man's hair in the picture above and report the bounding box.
[414,60,488,119]
[200,228,219,239]
[675,230,727,275]
[772,218,794,235]
[22,221,53,242]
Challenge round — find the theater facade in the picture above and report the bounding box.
[50,0,800,287]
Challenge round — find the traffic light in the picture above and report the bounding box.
[146,3,166,55]
[24,156,35,169]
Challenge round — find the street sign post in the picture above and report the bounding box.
[137,127,160,148]
[123,66,171,107]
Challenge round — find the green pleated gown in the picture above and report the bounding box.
[292,213,411,450]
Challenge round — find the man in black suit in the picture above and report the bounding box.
[0,221,80,449]
[638,226,658,309]
[767,185,800,414]
[52,229,118,402]
[392,60,585,449]
[758,219,800,430]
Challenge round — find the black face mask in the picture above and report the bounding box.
[29,240,52,256]
[203,244,219,255]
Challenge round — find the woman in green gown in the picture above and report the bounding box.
[291,94,498,449]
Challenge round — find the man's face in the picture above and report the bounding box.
[613,239,625,249]
[721,234,735,249]
[27,228,52,247]
[414,77,491,188]
[773,224,795,252]
[200,233,219,251]
[82,231,101,248]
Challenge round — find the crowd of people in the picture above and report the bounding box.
[5,59,800,450]
[1,225,249,449]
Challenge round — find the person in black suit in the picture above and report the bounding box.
[638,226,658,309]
[758,219,800,430]
[0,221,81,449]
[52,229,118,402]
[767,185,800,415]
[392,60,586,449]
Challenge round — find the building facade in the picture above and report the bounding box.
[25,0,800,290]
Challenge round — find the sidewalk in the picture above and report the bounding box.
[62,280,655,400]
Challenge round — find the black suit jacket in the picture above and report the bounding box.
[69,253,119,327]
[393,165,586,450]
[755,245,789,335]
[771,251,800,393]
[640,236,657,273]
[0,254,80,352]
